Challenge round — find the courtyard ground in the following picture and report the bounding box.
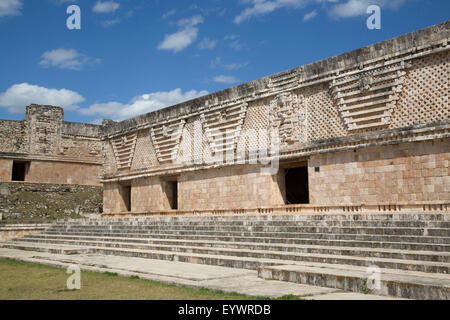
[0,258,287,300]
[0,248,404,300]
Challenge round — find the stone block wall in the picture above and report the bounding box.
[0,159,12,182]
[178,165,284,211]
[309,139,450,205]
[25,161,101,186]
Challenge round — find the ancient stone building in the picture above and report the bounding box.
[0,105,104,220]
[100,22,450,217]
[0,104,102,186]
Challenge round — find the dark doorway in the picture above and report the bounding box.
[120,185,131,212]
[170,181,178,210]
[11,161,29,182]
[163,178,178,210]
[285,167,309,204]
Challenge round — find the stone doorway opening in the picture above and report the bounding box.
[11,161,29,182]
[119,184,131,212]
[163,177,178,210]
[284,166,309,204]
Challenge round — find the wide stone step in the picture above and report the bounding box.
[24,233,450,252]
[1,241,449,299]
[48,220,450,228]
[54,213,450,224]
[2,241,450,274]
[258,264,450,300]
[17,235,450,264]
[46,225,450,237]
[43,229,450,244]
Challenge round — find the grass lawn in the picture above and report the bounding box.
[0,258,300,300]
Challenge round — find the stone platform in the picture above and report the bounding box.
[0,212,449,299]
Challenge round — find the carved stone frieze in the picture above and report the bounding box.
[330,61,411,131]
[150,119,185,164]
[268,92,307,146]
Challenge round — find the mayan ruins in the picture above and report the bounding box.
[0,21,449,300]
[97,21,449,217]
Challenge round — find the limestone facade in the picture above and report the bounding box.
[99,22,449,216]
[0,105,102,186]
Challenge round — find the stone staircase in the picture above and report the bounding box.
[1,213,449,299]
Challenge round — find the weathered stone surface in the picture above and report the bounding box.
[0,105,103,186]
[0,182,102,221]
[96,22,449,215]
[1,212,448,299]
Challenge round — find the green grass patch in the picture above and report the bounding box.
[0,258,302,300]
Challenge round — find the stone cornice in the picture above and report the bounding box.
[0,153,102,165]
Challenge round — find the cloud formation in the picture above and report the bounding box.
[198,38,217,50]
[0,0,22,17]
[158,15,204,53]
[92,1,120,14]
[39,48,100,71]
[79,88,208,120]
[303,9,317,21]
[329,0,406,18]
[234,0,407,23]
[234,0,307,24]
[212,75,241,84]
[0,83,84,114]
[210,57,249,71]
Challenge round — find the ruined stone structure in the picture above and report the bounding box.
[0,105,102,186]
[0,22,449,301]
[100,22,449,217]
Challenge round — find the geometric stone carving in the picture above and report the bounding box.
[330,60,411,131]
[111,132,137,170]
[268,92,307,145]
[200,103,248,155]
[150,119,186,164]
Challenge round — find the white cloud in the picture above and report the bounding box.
[303,9,317,21]
[329,0,406,18]
[162,9,176,19]
[78,88,208,121]
[52,0,78,4]
[234,0,406,23]
[92,1,119,14]
[234,0,308,24]
[158,15,204,53]
[0,0,22,17]
[0,83,84,114]
[102,19,120,27]
[39,48,100,71]
[224,34,245,51]
[210,57,249,70]
[198,38,217,50]
[212,75,241,84]
[224,62,249,71]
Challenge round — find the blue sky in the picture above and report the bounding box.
[0,0,448,124]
